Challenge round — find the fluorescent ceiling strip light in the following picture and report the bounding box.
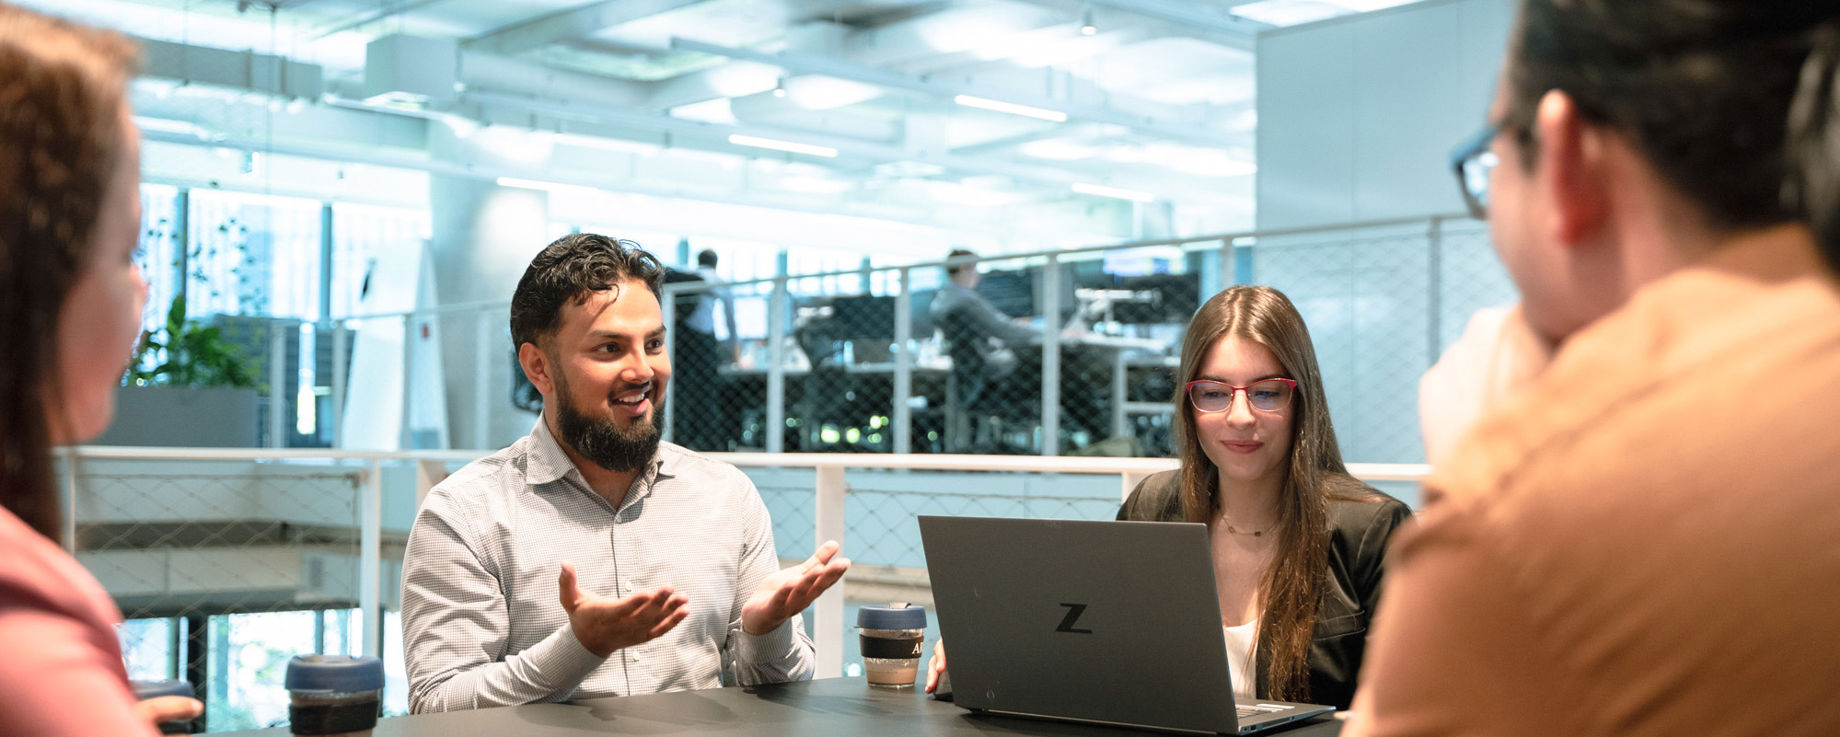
[1071,182,1154,202]
[727,134,838,158]
[496,177,601,195]
[954,94,1068,122]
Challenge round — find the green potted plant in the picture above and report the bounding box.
[98,294,263,447]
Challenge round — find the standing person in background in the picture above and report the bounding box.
[1350,2,1840,735]
[0,4,202,733]
[671,248,736,451]
[930,286,1410,709]
[691,249,740,366]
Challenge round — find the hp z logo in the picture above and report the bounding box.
[1056,603,1094,634]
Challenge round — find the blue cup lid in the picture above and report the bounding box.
[284,655,383,694]
[858,602,926,629]
[132,679,193,700]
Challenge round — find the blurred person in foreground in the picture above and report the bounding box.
[0,3,202,733]
[930,286,1411,709]
[1349,2,1840,735]
[401,234,848,713]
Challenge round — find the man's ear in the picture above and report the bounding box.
[1532,90,1610,246]
[517,341,555,397]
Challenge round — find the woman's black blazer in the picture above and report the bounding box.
[1116,469,1411,709]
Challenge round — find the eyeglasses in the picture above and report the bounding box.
[1185,378,1298,414]
[1449,122,1502,220]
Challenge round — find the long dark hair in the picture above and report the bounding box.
[1171,285,1372,702]
[0,4,138,541]
[1503,1,1840,262]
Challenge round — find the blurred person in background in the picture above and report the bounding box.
[930,285,1411,709]
[1350,2,1840,735]
[0,3,202,733]
[670,247,737,451]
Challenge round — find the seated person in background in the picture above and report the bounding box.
[0,7,203,733]
[930,248,1037,379]
[402,234,849,713]
[1347,1,1840,735]
[929,248,1046,449]
[929,285,1411,709]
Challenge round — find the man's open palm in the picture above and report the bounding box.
[559,562,690,657]
[741,540,850,636]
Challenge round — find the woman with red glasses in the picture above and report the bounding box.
[1122,284,1407,710]
[928,285,1409,709]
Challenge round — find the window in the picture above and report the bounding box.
[187,190,322,321]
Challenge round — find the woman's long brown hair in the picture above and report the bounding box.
[1171,285,1370,702]
[0,4,137,541]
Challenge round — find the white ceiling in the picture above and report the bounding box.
[27,0,1427,251]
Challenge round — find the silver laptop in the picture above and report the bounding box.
[918,515,1335,735]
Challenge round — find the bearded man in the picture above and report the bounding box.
[402,234,848,713]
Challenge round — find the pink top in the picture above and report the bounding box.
[0,506,156,736]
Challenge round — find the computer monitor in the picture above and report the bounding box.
[829,294,896,342]
[910,288,939,338]
[976,269,1035,318]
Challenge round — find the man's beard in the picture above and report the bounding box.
[553,378,663,474]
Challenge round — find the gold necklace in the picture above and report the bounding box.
[1216,512,1271,537]
[1222,521,1267,537]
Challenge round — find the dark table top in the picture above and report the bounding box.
[219,678,1342,737]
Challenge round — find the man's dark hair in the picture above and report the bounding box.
[510,234,665,350]
[944,248,978,278]
[1503,1,1840,259]
[696,248,718,268]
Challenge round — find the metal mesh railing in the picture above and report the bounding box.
[70,457,372,731]
[59,451,447,731]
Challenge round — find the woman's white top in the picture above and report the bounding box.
[1223,619,1259,700]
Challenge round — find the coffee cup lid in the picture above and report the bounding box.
[132,679,193,700]
[284,655,383,694]
[858,602,926,629]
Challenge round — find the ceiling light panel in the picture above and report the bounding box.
[954,95,1068,122]
[727,134,839,158]
[1071,182,1154,202]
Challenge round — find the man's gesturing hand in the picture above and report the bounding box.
[559,562,690,658]
[740,540,851,636]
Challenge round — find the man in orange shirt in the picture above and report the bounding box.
[1351,2,1840,736]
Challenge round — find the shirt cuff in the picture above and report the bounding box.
[734,617,800,667]
[523,624,610,695]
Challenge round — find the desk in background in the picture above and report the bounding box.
[215,678,1342,737]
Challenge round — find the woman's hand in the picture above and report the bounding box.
[135,695,202,729]
[924,639,947,693]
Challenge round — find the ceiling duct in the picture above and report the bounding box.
[364,34,459,107]
[139,37,323,100]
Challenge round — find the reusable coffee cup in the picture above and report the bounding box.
[283,655,383,737]
[857,603,927,688]
[131,679,198,734]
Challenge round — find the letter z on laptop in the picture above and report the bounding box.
[919,515,1334,735]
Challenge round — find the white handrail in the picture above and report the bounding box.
[54,445,486,462]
